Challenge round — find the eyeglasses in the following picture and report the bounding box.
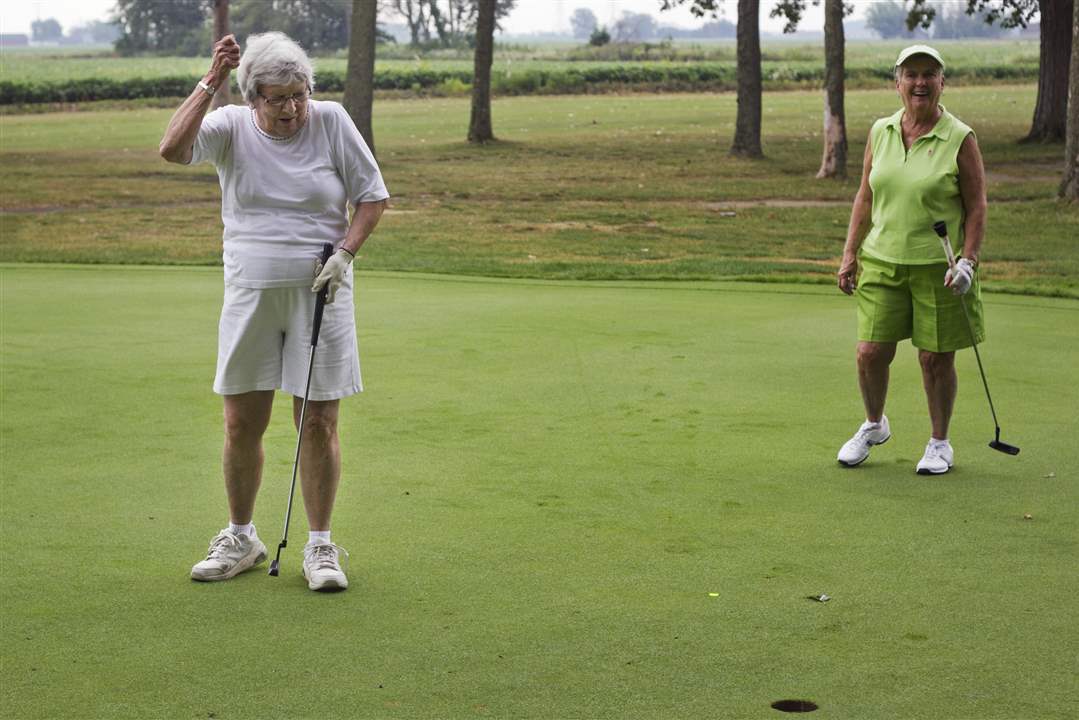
[258,90,310,107]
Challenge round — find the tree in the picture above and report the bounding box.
[211,0,230,109]
[570,8,598,39]
[612,12,658,42]
[65,20,122,45]
[866,0,919,39]
[817,0,846,178]
[1061,0,1079,200]
[391,0,516,48]
[344,0,378,155]
[468,0,496,143]
[31,18,63,42]
[731,0,763,157]
[589,27,611,46]
[932,3,1005,38]
[661,0,764,157]
[908,0,1072,143]
[231,0,353,53]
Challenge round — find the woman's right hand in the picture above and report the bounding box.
[837,252,858,295]
[207,34,241,85]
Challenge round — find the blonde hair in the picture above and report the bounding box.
[236,32,315,104]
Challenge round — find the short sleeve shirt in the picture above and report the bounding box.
[191,100,390,288]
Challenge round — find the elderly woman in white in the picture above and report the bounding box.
[160,32,388,591]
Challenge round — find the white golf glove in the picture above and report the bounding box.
[312,248,353,304]
[944,257,974,296]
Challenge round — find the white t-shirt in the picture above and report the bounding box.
[191,100,390,288]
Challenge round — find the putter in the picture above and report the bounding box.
[932,221,1020,455]
[269,242,336,576]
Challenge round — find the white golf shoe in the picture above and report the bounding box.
[191,529,267,581]
[916,439,954,475]
[837,416,892,467]
[303,541,349,592]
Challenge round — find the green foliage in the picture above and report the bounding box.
[31,18,64,42]
[589,27,611,47]
[230,0,352,53]
[0,58,1041,105]
[113,0,211,56]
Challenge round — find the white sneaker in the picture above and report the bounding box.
[191,530,267,581]
[837,416,892,467]
[916,439,954,475]
[303,541,349,591]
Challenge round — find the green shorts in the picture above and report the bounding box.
[857,254,985,352]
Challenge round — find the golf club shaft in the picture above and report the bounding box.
[936,231,1002,435]
[270,242,335,573]
[276,343,316,544]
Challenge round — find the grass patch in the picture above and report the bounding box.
[1,86,1075,295]
[2,265,1077,718]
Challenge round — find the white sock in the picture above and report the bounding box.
[309,530,331,545]
[931,437,949,444]
[229,522,256,538]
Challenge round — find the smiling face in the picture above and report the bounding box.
[252,80,310,137]
[896,55,944,117]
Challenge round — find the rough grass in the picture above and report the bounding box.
[2,265,1077,719]
[2,85,1074,295]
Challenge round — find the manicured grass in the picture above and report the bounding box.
[1,86,1074,295]
[1,265,1077,719]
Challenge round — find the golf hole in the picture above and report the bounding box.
[771,699,819,713]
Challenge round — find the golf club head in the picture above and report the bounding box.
[990,440,1020,455]
[268,560,280,577]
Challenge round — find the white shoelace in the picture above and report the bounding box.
[924,441,949,459]
[305,543,349,573]
[854,422,881,440]
[205,531,241,561]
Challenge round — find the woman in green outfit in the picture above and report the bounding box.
[836,45,987,475]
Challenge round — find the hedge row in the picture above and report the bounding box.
[0,63,1039,104]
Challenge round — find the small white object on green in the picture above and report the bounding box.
[708,592,719,597]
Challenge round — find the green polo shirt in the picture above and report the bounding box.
[861,106,974,264]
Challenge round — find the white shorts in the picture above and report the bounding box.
[213,280,362,401]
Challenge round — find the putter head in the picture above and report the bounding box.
[268,560,280,577]
[990,440,1020,455]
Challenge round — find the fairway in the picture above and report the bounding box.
[2,265,1076,719]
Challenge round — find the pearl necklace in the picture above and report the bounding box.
[249,106,309,143]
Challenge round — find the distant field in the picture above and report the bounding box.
[2,85,1074,296]
[1,39,1039,83]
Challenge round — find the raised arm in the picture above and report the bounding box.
[837,135,875,295]
[159,35,240,164]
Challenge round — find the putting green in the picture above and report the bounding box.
[2,265,1076,719]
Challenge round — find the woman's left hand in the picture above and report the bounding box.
[312,249,354,304]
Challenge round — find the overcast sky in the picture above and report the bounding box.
[1,0,858,39]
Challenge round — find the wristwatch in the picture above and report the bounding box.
[197,80,215,96]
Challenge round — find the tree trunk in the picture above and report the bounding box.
[1060,0,1079,200]
[1022,0,1073,143]
[211,0,230,109]
[731,0,763,158]
[817,0,847,179]
[468,0,496,143]
[344,0,378,155]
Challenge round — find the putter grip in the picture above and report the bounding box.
[311,243,334,347]
[933,220,957,267]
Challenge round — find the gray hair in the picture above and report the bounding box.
[236,32,315,104]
